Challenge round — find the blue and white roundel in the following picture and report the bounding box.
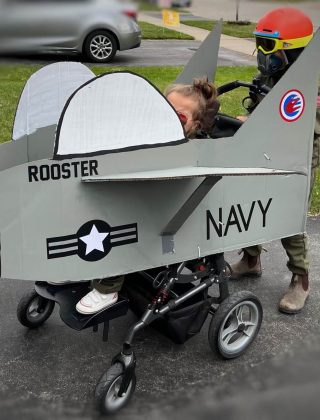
[280,90,305,122]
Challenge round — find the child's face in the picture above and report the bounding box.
[166,91,199,137]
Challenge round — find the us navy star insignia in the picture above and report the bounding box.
[79,224,109,255]
[46,219,138,262]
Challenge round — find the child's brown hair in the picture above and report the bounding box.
[165,76,220,135]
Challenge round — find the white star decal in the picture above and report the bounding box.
[79,224,109,256]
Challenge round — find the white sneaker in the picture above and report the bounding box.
[76,289,118,315]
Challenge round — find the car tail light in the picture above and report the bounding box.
[123,10,137,20]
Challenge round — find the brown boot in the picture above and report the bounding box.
[279,274,309,314]
[228,251,262,279]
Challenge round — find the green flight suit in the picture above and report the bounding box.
[92,276,125,294]
[244,74,320,275]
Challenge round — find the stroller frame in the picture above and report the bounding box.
[109,253,230,400]
[17,252,263,415]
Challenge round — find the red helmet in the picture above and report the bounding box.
[254,8,313,55]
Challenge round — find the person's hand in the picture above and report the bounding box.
[236,115,248,122]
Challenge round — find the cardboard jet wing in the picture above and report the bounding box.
[0,27,319,283]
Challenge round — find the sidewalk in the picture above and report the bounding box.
[139,12,256,56]
[190,0,320,28]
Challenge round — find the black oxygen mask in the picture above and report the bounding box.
[257,50,289,76]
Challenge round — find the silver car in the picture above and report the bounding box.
[0,0,141,63]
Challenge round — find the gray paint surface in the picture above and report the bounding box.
[0,28,319,283]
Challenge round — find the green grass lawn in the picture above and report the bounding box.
[183,20,256,38]
[0,65,41,149]
[0,63,318,214]
[139,21,194,40]
[313,170,320,215]
[139,0,161,12]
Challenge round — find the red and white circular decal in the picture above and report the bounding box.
[279,90,305,122]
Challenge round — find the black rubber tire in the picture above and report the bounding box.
[83,30,117,63]
[17,290,55,329]
[208,291,263,359]
[95,362,136,415]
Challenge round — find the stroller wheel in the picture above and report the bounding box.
[17,289,55,328]
[208,291,263,359]
[95,362,136,415]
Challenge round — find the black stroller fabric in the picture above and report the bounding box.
[210,113,243,139]
[123,273,211,344]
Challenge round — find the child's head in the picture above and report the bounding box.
[165,76,219,137]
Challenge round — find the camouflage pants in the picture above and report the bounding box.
[92,275,124,293]
[245,134,320,275]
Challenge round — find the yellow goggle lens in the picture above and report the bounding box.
[255,34,313,55]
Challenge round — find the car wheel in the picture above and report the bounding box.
[84,30,117,63]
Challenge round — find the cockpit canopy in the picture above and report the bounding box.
[13,62,95,141]
[54,72,187,159]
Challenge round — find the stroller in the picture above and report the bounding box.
[15,79,273,415]
[17,252,263,415]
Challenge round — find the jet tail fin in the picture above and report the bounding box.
[174,20,222,84]
[202,28,320,179]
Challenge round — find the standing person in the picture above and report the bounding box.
[229,7,320,314]
[76,76,220,315]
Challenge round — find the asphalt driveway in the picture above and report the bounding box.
[0,216,319,420]
[0,40,256,67]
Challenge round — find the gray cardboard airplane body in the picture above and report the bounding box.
[0,26,318,283]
